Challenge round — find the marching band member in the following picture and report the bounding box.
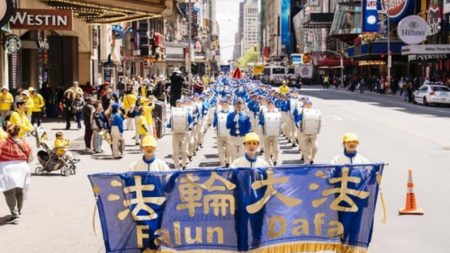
[193,94,205,149]
[226,98,252,162]
[331,132,370,164]
[185,98,198,159]
[256,96,268,151]
[167,99,193,169]
[297,100,319,164]
[136,107,149,150]
[129,135,170,172]
[259,100,282,166]
[213,99,232,167]
[287,90,300,145]
[141,96,156,137]
[230,132,269,168]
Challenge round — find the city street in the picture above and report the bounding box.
[0,87,449,252]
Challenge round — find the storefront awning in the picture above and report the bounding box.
[42,0,172,24]
[347,41,405,60]
[318,57,353,67]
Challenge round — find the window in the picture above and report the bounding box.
[431,86,450,92]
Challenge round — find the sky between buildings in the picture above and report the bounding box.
[217,0,241,63]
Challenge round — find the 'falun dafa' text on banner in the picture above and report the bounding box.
[88,164,384,253]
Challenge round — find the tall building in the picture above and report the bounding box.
[242,0,259,53]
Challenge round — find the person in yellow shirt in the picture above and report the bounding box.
[0,126,7,140]
[122,90,137,130]
[136,107,149,150]
[0,86,14,127]
[9,101,34,138]
[29,87,45,126]
[53,132,74,170]
[279,80,290,95]
[141,96,156,137]
[21,91,34,122]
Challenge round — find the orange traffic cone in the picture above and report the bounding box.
[399,169,424,215]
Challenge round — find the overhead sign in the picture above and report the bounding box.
[408,54,448,61]
[397,15,429,44]
[9,9,73,30]
[380,0,412,21]
[0,0,13,27]
[402,44,450,55]
[362,0,379,32]
[3,34,21,54]
[427,0,442,36]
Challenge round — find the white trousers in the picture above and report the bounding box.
[217,136,230,167]
[173,133,188,167]
[263,135,279,165]
[111,126,124,158]
[299,133,318,164]
[228,136,244,163]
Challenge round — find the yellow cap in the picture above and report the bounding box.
[243,132,260,143]
[142,135,157,148]
[343,132,359,143]
[282,80,288,85]
[28,87,36,92]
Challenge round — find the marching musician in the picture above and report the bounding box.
[297,99,319,164]
[259,100,282,166]
[230,132,269,168]
[213,99,232,167]
[226,98,252,162]
[167,99,193,169]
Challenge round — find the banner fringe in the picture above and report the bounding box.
[156,242,368,253]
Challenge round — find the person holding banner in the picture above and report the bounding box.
[331,132,370,164]
[130,135,170,172]
[231,132,268,168]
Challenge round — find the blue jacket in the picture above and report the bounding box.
[111,113,124,133]
[226,111,252,137]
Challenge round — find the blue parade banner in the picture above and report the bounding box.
[89,164,384,253]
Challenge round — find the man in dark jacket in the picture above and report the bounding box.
[82,97,95,152]
[169,68,185,107]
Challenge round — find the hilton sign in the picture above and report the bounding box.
[9,9,73,31]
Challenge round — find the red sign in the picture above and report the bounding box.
[381,0,408,19]
[10,9,73,31]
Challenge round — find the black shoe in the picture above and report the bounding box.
[188,156,193,161]
[273,162,277,166]
[225,163,230,168]
[199,144,203,148]
[292,143,296,148]
[300,158,305,163]
[310,161,314,165]
[182,166,187,170]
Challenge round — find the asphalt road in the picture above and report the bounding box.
[1,88,449,252]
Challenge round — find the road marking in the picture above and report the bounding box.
[325,115,343,121]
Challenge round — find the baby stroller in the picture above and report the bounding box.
[35,142,79,176]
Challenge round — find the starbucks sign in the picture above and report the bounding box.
[397,15,429,45]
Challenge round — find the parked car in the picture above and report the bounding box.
[413,84,450,106]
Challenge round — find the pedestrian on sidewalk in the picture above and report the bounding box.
[29,88,45,127]
[72,93,85,129]
[0,124,32,225]
[0,86,14,128]
[110,103,124,159]
[230,132,269,168]
[129,135,170,172]
[82,97,94,152]
[91,102,107,153]
[62,91,74,130]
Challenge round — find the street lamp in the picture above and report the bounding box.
[187,0,193,93]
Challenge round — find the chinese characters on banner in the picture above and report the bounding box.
[89,164,384,253]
